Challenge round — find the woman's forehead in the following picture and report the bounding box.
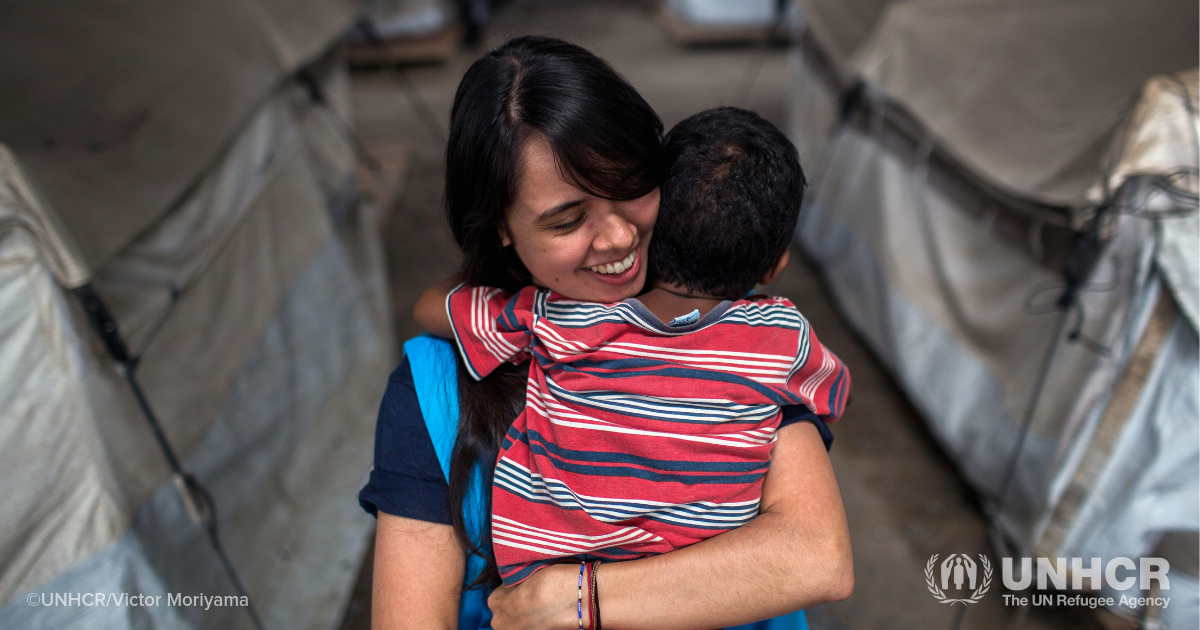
[512,136,589,222]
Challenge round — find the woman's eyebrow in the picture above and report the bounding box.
[534,199,585,224]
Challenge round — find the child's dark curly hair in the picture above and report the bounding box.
[651,107,806,300]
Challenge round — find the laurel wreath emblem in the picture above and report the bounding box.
[925,554,993,605]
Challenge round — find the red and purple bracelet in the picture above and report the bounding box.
[589,560,602,630]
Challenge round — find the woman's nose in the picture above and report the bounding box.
[593,208,635,252]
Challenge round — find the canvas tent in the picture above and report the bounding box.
[0,2,393,628]
[788,0,1198,625]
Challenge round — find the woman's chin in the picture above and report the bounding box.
[549,269,642,303]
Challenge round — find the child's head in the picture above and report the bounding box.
[650,107,805,300]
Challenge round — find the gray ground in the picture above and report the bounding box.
[341,2,1125,628]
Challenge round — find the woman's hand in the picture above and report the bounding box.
[493,421,853,630]
[488,563,580,630]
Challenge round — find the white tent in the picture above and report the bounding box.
[0,2,393,628]
[788,0,1198,625]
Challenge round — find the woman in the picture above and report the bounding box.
[359,36,853,629]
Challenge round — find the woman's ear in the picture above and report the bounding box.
[498,224,512,247]
[759,249,790,286]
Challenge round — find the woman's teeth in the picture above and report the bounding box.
[588,252,636,275]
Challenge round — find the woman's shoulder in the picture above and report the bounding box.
[379,354,422,419]
[358,353,454,523]
[385,354,419,388]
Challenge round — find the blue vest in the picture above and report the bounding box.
[403,335,808,630]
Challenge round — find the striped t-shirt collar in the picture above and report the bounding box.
[621,297,734,333]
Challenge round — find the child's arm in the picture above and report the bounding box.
[786,323,851,422]
[434,282,540,381]
[413,275,462,338]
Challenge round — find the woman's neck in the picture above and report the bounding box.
[636,281,725,325]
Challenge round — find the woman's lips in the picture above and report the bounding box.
[583,250,640,285]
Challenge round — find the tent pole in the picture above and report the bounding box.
[73,283,266,630]
[950,207,1108,630]
[949,303,1070,630]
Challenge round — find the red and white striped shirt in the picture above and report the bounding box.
[447,284,850,584]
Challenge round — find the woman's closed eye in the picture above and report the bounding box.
[552,212,586,234]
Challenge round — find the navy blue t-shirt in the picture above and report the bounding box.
[358,357,834,523]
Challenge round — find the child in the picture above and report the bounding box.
[416,107,850,585]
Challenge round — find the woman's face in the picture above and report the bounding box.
[500,135,659,303]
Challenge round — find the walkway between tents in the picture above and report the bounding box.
[343,2,1121,628]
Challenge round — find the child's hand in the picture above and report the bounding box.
[413,274,462,338]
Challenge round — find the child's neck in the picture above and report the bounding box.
[637,281,726,326]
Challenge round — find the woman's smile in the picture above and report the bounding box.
[583,250,640,285]
[586,250,637,275]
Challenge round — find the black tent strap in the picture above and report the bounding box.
[72,284,266,630]
[295,67,393,191]
[948,201,1116,630]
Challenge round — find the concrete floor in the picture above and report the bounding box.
[342,1,1121,628]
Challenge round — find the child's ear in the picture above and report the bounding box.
[759,250,790,286]
[498,224,512,247]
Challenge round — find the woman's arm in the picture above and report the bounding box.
[487,420,854,630]
[372,513,465,630]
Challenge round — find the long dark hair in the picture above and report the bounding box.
[444,35,664,589]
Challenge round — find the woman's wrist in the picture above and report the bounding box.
[534,563,586,630]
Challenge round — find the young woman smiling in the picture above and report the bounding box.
[360,36,853,630]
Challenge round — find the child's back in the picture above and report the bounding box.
[450,285,846,583]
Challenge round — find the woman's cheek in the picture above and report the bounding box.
[558,236,592,279]
[632,189,660,230]
[534,237,589,286]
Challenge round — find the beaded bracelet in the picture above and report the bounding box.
[577,561,586,630]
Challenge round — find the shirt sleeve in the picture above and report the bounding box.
[779,405,833,452]
[447,283,539,381]
[358,355,452,524]
[785,322,851,423]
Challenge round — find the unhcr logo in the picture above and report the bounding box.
[1000,557,1171,610]
[925,554,1173,609]
[924,554,993,604]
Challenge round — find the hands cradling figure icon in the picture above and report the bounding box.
[941,554,977,591]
